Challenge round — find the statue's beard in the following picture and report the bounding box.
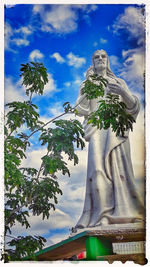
[94,65,106,73]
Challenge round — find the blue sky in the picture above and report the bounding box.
[4,3,146,249]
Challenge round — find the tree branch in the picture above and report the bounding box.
[25,96,86,141]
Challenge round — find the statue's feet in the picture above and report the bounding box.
[90,217,109,227]
[98,217,109,226]
[71,224,85,233]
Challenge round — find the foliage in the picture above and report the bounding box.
[87,94,135,137]
[4,62,85,261]
[81,74,135,137]
[5,236,46,261]
[81,74,108,99]
[5,101,40,132]
[20,62,48,96]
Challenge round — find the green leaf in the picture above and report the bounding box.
[20,62,48,96]
[81,75,106,99]
[87,93,136,137]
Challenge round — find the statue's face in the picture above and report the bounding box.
[93,51,107,72]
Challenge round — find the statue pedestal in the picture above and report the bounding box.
[24,223,146,263]
[70,222,145,241]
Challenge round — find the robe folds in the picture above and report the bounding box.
[75,81,144,228]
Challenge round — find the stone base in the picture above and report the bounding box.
[70,223,145,244]
[71,222,145,236]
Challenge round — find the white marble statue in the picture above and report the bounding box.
[74,50,144,229]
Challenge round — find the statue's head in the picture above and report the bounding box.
[86,49,116,79]
[92,50,108,72]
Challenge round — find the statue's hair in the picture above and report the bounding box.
[86,50,116,80]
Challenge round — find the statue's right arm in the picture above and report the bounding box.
[75,82,90,117]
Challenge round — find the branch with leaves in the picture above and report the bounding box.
[4,62,85,261]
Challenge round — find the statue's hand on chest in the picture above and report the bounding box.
[107,78,126,97]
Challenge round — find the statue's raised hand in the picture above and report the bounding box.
[108,78,136,109]
[108,79,125,97]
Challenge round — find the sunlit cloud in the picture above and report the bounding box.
[29,49,44,61]
[109,48,145,101]
[4,22,33,50]
[15,26,33,36]
[32,4,97,35]
[33,5,78,34]
[67,52,86,68]
[10,209,73,238]
[120,47,145,96]
[113,6,145,45]
[12,38,29,46]
[43,73,57,95]
[50,52,65,63]
[4,77,27,104]
[64,81,71,87]
[45,232,69,246]
[109,55,122,74]
[50,51,86,69]
[4,22,14,51]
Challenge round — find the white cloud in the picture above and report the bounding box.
[51,52,65,63]
[43,73,57,95]
[64,75,83,92]
[46,232,69,246]
[22,147,47,170]
[113,6,145,45]
[33,5,78,34]
[108,49,145,98]
[32,4,97,35]
[109,55,122,70]
[5,22,32,51]
[120,47,145,94]
[29,49,44,61]
[4,22,14,51]
[122,48,145,79]
[50,51,86,69]
[15,26,32,36]
[49,208,74,229]
[74,4,97,13]
[33,4,43,14]
[5,72,57,114]
[45,5,77,34]
[67,52,86,68]
[64,81,71,87]
[4,77,27,104]
[10,208,73,239]
[87,4,98,13]
[73,78,82,85]
[12,38,29,46]
[48,102,63,117]
[100,38,107,44]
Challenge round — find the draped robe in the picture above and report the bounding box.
[75,78,144,228]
